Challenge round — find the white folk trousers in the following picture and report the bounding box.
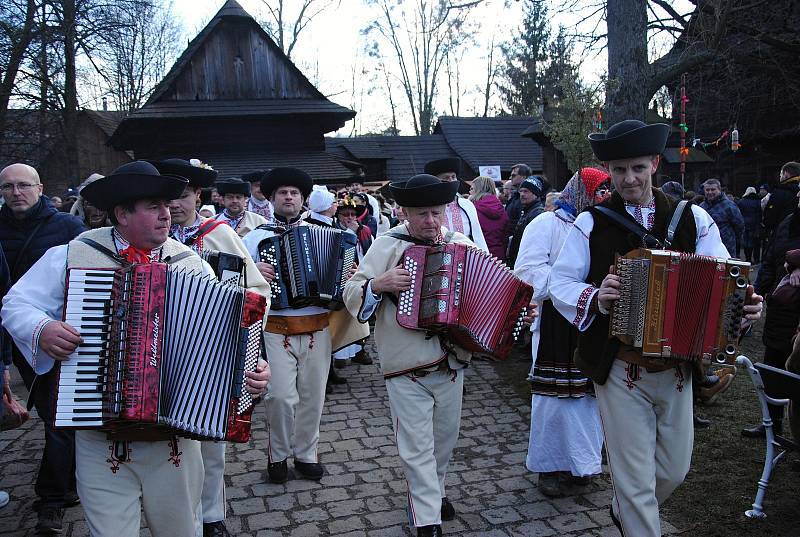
[75,430,203,537]
[385,369,464,527]
[264,328,331,463]
[200,441,226,523]
[596,359,693,537]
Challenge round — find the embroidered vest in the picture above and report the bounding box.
[576,189,697,384]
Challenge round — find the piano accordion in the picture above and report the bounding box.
[396,243,533,360]
[257,224,357,310]
[55,263,266,442]
[610,248,750,364]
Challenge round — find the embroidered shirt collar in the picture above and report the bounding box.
[112,228,162,262]
[169,214,203,244]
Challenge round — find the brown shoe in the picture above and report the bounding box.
[352,350,373,365]
[537,472,562,497]
[699,372,734,405]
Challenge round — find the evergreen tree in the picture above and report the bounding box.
[498,0,550,115]
[541,26,578,106]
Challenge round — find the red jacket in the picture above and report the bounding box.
[472,195,510,260]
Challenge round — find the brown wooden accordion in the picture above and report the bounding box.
[396,243,533,359]
[610,248,750,364]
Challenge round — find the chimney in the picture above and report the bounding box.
[102,97,107,111]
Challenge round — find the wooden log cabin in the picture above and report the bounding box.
[109,0,355,183]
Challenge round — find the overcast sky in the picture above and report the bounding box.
[169,0,690,136]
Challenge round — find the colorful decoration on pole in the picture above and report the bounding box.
[679,73,689,184]
[731,125,740,152]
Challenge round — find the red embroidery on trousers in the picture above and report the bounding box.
[674,365,685,392]
[282,335,290,349]
[168,436,182,467]
[624,364,640,390]
[107,440,131,473]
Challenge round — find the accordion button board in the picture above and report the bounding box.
[610,248,750,364]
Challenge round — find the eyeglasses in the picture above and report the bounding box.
[0,182,40,193]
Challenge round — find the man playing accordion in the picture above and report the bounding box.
[549,120,763,537]
[1,161,270,537]
[343,174,535,537]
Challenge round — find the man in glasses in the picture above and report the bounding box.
[0,163,86,533]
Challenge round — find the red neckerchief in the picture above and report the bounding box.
[113,229,161,264]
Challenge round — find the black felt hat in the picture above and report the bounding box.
[242,170,267,184]
[150,158,218,188]
[424,157,462,178]
[588,120,670,162]
[216,177,251,196]
[260,167,313,199]
[389,174,459,207]
[81,160,188,211]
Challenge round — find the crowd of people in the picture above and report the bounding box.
[5,115,799,537]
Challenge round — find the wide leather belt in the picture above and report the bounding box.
[617,343,681,373]
[266,313,329,335]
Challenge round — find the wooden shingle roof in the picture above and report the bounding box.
[201,149,354,183]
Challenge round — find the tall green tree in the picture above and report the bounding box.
[498,0,549,115]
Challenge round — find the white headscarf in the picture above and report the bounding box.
[309,184,335,213]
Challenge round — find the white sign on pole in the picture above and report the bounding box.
[479,166,502,180]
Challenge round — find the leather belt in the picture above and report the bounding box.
[617,344,681,373]
[266,313,329,335]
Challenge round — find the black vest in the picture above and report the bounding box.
[575,189,697,384]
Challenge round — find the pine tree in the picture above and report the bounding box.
[498,0,550,116]
[540,26,578,106]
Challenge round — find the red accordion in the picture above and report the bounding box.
[396,243,533,359]
[55,263,266,442]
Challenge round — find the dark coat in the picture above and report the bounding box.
[472,195,510,260]
[505,191,523,230]
[757,209,800,352]
[700,194,744,257]
[507,200,545,267]
[764,179,799,234]
[737,194,762,249]
[0,195,87,284]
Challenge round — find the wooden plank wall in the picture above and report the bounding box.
[166,21,317,101]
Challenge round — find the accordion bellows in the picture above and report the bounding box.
[396,243,533,359]
[55,263,266,442]
[611,248,750,363]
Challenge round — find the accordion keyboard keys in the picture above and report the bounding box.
[56,269,116,427]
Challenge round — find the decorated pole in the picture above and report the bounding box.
[679,73,689,186]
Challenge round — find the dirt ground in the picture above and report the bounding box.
[494,314,800,537]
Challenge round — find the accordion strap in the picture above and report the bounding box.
[384,230,456,245]
[665,200,690,248]
[593,206,663,249]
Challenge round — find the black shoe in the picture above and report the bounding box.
[329,371,347,385]
[334,359,350,369]
[441,497,455,521]
[35,505,64,534]
[203,521,230,537]
[63,493,80,508]
[352,350,373,365]
[417,525,442,537]
[294,460,324,480]
[694,414,712,428]
[268,459,289,483]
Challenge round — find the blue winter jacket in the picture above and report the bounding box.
[700,195,744,257]
[0,195,86,284]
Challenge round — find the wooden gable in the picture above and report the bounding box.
[149,0,324,103]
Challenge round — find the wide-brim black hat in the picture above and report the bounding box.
[216,177,251,196]
[150,158,218,188]
[424,157,462,178]
[389,174,459,207]
[260,167,313,199]
[81,161,188,211]
[588,120,670,162]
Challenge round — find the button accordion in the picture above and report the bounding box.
[257,224,357,310]
[610,248,750,364]
[396,243,533,359]
[55,263,266,442]
[199,249,245,286]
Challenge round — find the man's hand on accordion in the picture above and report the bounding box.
[521,301,538,327]
[371,266,412,294]
[598,265,621,312]
[39,321,82,360]
[741,284,764,330]
[244,359,270,397]
[256,262,276,282]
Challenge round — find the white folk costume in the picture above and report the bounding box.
[424,157,488,253]
[549,121,730,537]
[4,212,211,536]
[214,177,267,238]
[242,168,366,475]
[248,197,273,220]
[514,169,609,481]
[343,175,472,533]
[156,157,272,530]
